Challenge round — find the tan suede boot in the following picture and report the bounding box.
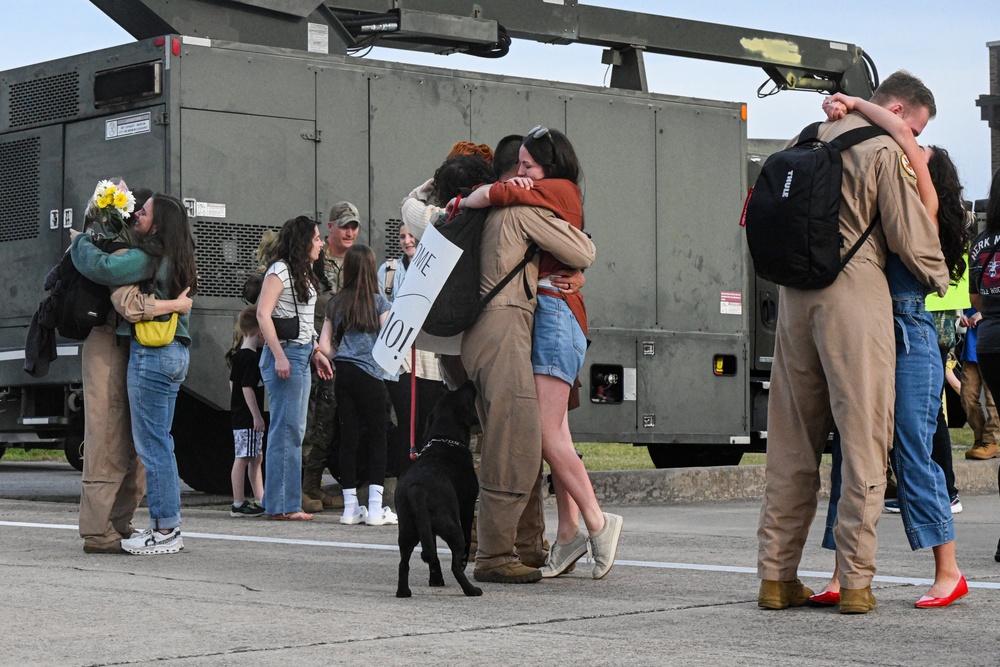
[757,579,814,609]
[839,586,877,614]
[301,494,323,513]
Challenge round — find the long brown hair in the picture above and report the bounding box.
[270,216,319,302]
[927,147,970,283]
[328,244,380,333]
[139,193,198,298]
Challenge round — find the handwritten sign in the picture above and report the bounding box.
[373,224,463,375]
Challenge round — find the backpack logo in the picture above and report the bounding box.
[781,170,794,198]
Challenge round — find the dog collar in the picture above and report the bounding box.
[417,438,466,456]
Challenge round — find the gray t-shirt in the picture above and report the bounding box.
[327,293,391,379]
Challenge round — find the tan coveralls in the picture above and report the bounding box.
[462,205,595,571]
[757,113,949,589]
[78,289,154,549]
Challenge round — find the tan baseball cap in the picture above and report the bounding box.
[329,201,360,227]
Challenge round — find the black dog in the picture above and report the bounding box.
[395,382,482,598]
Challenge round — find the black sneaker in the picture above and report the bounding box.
[231,500,265,517]
[995,538,1000,563]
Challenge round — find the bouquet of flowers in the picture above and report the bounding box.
[88,179,135,227]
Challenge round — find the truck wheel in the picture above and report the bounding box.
[172,391,235,495]
[64,438,85,472]
[646,444,743,468]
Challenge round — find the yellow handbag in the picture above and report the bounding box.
[134,312,178,347]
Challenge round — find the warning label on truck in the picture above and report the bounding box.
[720,291,742,315]
[105,112,152,140]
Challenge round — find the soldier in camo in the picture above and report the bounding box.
[300,201,358,510]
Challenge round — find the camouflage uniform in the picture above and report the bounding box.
[301,245,344,500]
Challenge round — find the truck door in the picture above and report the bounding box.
[0,125,65,331]
[63,107,168,231]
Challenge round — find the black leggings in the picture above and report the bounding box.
[335,360,388,490]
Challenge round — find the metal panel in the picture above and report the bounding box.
[180,107,317,407]
[367,68,472,257]
[0,125,64,324]
[568,329,638,442]
[178,45,318,120]
[469,78,566,151]
[634,333,746,442]
[565,92,657,330]
[656,102,746,332]
[315,64,370,242]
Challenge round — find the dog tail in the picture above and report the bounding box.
[410,486,438,564]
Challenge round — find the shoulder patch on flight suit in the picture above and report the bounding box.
[899,152,917,180]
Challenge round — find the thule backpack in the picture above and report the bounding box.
[421,198,538,338]
[742,121,888,290]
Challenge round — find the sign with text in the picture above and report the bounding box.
[373,224,463,375]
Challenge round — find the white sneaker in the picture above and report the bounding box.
[539,531,588,578]
[121,528,184,555]
[589,512,623,580]
[366,507,398,526]
[340,506,369,525]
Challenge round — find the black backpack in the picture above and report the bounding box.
[742,121,888,290]
[49,251,113,340]
[421,203,538,338]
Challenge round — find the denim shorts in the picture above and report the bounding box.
[531,294,587,384]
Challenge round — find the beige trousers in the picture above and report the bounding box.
[758,266,894,589]
[463,307,545,570]
[78,326,145,546]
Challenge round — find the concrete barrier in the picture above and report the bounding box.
[588,459,1000,506]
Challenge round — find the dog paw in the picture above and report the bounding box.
[396,589,412,598]
[464,586,483,597]
[429,577,445,587]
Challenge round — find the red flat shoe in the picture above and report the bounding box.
[915,576,968,608]
[806,590,841,606]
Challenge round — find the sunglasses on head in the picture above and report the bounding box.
[528,125,549,139]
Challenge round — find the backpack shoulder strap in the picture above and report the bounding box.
[796,121,823,144]
[829,125,889,151]
[482,243,540,306]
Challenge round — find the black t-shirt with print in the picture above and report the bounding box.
[969,230,1000,353]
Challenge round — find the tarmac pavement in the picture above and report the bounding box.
[2,460,999,666]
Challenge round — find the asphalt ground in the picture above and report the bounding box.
[2,461,1000,666]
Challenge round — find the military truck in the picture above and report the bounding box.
[0,1,878,490]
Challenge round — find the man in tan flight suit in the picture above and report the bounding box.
[757,71,950,613]
[464,203,595,583]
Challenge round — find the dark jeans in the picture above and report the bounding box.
[334,360,388,490]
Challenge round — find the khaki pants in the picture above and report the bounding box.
[758,269,894,589]
[463,307,545,570]
[78,326,145,546]
[960,361,1000,445]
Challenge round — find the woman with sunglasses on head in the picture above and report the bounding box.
[71,193,199,555]
[456,126,623,580]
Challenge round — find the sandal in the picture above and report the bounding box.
[268,511,314,521]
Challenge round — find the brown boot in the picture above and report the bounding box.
[757,579,814,609]
[473,561,542,584]
[965,442,1000,459]
[839,586,877,614]
[310,489,341,509]
[301,494,323,513]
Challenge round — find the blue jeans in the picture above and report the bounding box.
[127,340,189,531]
[889,302,954,549]
[261,342,313,515]
[823,303,954,551]
[531,294,587,385]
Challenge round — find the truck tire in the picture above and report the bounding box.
[64,437,84,472]
[172,391,235,495]
[646,444,744,468]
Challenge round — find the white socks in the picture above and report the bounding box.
[368,484,384,519]
[343,488,359,518]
